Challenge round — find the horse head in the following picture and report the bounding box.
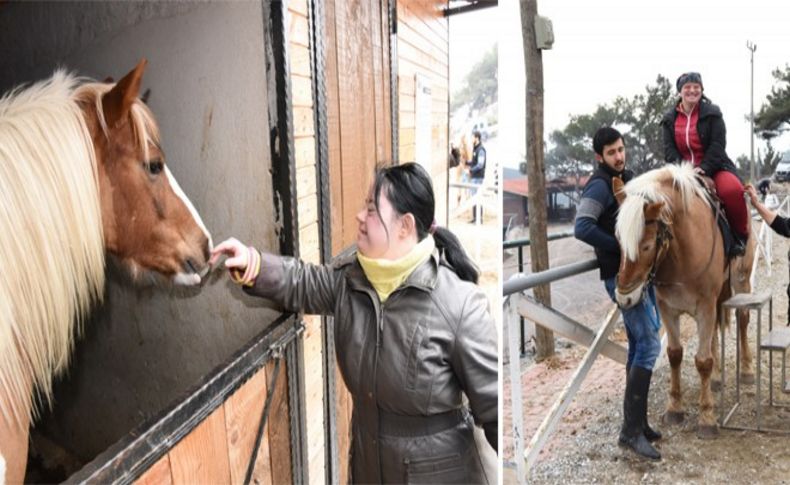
[77,60,212,285]
[613,176,673,309]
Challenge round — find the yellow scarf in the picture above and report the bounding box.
[357,235,435,302]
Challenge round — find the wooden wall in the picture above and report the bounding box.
[326,0,393,254]
[397,0,450,223]
[134,359,292,485]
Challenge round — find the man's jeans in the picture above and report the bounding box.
[604,277,662,370]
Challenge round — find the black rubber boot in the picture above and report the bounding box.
[642,369,662,442]
[623,366,661,442]
[618,367,661,461]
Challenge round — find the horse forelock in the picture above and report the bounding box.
[616,163,708,262]
[0,70,105,428]
[75,82,161,163]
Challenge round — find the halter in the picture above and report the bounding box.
[643,217,674,291]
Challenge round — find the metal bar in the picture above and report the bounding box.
[503,230,575,249]
[443,0,498,17]
[287,327,308,485]
[504,259,598,296]
[265,0,299,258]
[506,296,526,485]
[66,315,301,484]
[515,296,626,364]
[388,0,398,163]
[306,0,340,480]
[524,305,620,473]
[518,248,525,354]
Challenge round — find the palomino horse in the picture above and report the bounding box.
[613,163,755,438]
[0,60,212,483]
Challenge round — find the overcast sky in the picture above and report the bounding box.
[500,0,790,171]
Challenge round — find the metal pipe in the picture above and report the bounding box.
[503,259,598,296]
[503,229,575,249]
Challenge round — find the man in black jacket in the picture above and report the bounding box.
[467,130,486,223]
[574,127,662,461]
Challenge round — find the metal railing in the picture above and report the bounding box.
[503,230,578,354]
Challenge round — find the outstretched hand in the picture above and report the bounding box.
[744,184,759,205]
[209,237,250,272]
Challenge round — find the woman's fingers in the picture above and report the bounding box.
[209,238,245,266]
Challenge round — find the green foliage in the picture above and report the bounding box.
[545,75,676,179]
[755,65,790,133]
[451,45,497,113]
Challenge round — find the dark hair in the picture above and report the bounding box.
[372,162,479,283]
[472,130,482,141]
[592,127,623,156]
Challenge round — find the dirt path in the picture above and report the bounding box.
[505,202,790,484]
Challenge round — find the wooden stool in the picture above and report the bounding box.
[761,326,790,403]
[719,292,772,431]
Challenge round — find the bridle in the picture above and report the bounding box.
[644,217,674,289]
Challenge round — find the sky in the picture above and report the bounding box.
[499,0,790,172]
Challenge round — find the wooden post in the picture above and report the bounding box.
[521,0,554,359]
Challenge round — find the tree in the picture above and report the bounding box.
[451,45,497,113]
[545,75,675,178]
[523,0,554,361]
[755,64,790,133]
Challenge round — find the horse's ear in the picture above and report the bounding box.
[613,177,626,206]
[140,88,152,105]
[102,58,147,128]
[644,201,665,220]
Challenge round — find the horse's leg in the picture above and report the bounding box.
[660,303,685,425]
[737,308,755,384]
[710,315,722,392]
[0,387,31,484]
[695,300,719,438]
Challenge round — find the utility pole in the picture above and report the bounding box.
[748,40,757,181]
[521,0,554,360]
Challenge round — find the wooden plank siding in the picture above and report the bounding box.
[397,0,450,224]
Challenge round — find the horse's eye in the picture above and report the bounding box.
[641,245,651,252]
[146,160,164,176]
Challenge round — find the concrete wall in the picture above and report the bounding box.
[0,1,283,458]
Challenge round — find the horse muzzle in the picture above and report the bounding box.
[615,281,644,309]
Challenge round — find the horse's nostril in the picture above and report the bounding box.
[185,258,198,274]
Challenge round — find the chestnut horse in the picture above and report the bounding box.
[613,163,755,438]
[0,60,212,483]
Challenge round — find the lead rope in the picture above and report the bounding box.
[244,346,284,485]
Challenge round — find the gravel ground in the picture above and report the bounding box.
[504,187,790,484]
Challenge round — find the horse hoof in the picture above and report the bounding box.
[697,425,719,439]
[740,373,756,385]
[711,380,721,392]
[663,411,685,425]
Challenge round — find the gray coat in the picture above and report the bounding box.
[246,250,498,484]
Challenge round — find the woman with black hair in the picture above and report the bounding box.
[210,162,497,484]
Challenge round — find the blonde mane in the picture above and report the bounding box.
[615,163,712,262]
[0,70,159,428]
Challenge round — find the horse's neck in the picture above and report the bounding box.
[663,193,723,277]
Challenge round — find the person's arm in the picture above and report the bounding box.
[744,184,790,237]
[450,289,498,451]
[662,116,683,164]
[210,238,339,315]
[574,180,619,253]
[698,114,729,177]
